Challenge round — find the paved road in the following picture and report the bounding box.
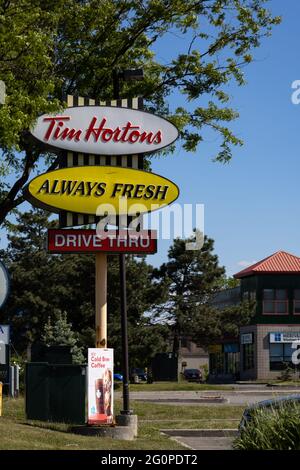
[162,430,238,450]
[116,389,300,406]
[122,387,300,449]
[173,435,234,450]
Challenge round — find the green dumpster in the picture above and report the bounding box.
[26,362,86,424]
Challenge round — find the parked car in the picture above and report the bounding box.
[114,372,123,381]
[130,368,147,382]
[183,368,202,383]
[239,394,300,432]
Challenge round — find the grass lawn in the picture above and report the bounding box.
[128,382,234,392]
[0,397,244,450]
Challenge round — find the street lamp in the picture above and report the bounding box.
[113,69,144,100]
[113,68,144,416]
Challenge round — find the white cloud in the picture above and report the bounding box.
[237,260,257,268]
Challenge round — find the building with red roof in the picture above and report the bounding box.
[208,250,300,381]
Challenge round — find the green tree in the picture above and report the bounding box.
[0,208,95,353]
[0,1,280,224]
[42,312,85,364]
[106,254,169,369]
[1,208,168,366]
[154,235,254,352]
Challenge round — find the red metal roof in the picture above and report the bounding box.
[234,251,300,278]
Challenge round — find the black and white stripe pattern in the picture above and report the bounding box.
[59,95,144,228]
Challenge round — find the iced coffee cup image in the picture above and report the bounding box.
[95,378,104,414]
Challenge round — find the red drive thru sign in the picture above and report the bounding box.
[47,229,157,254]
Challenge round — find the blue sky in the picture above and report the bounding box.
[2,0,299,277]
[148,0,300,275]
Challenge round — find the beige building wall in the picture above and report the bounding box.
[179,340,209,376]
[256,324,300,380]
[179,354,209,371]
[241,324,300,380]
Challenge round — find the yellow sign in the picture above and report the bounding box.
[25,166,179,215]
[208,345,222,354]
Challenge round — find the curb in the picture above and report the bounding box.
[161,428,238,437]
[266,384,300,388]
[132,397,228,404]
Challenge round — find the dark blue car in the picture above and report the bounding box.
[114,372,123,381]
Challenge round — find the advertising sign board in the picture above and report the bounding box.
[241,333,253,345]
[25,166,179,216]
[87,348,114,425]
[0,262,9,309]
[47,229,157,254]
[31,106,178,155]
[270,332,300,343]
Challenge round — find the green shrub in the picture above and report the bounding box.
[234,403,300,450]
[277,363,294,381]
[201,364,209,382]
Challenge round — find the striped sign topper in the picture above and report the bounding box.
[58,95,145,228]
[31,100,178,155]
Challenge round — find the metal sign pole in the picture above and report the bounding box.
[113,70,131,415]
[119,252,131,414]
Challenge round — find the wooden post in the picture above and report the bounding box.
[95,253,107,348]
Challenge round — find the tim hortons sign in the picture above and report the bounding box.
[31,106,179,155]
[47,229,157,254]
[25,166,179,215]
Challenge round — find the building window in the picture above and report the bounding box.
[294,290,300,314]
[269,343,295,370]
[243,291,256,302]
[180,337,188,348]
[263,289,288,314]
[209,353,224,375]
[243,343,254,370]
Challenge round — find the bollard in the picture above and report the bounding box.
[9,366,14,398]
[14,365,20,398]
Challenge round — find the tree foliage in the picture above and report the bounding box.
[154,235,254,350]
[42,312,85,364]
[0,208,168,366]
[0,0,280,224]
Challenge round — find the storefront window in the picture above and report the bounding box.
[209,352,224,375]
[270,343,294,370]
[243,343,254,370]
[209,352,240,377]
[263,289,288,314]
[294,290,300,314]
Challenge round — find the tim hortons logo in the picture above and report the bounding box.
[43,116,162,145]
[31,106,179,155]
